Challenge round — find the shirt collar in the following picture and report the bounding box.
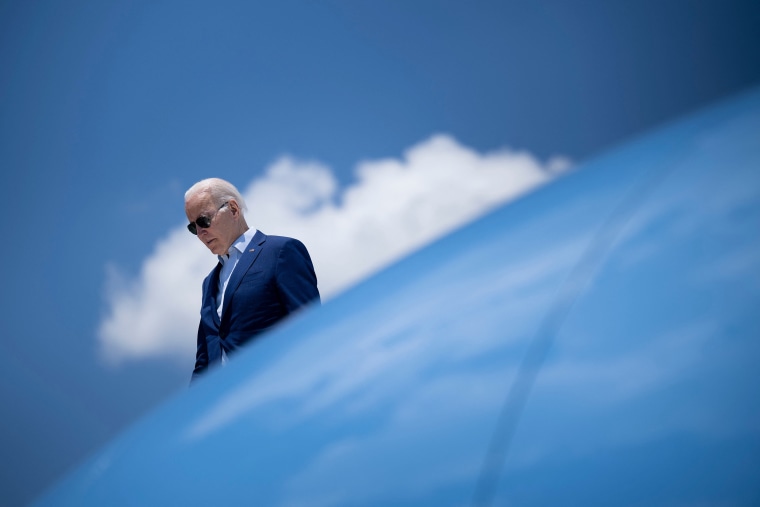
[218,228,256,265]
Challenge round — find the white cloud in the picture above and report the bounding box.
[97,134,570,365]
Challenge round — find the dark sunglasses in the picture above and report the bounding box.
[187,201,228,235]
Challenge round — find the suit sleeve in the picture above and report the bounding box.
[275,239,321,313]
[190,321,209,384]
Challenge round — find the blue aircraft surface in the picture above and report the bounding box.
[34,87,760,506]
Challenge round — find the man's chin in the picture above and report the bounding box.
[205,242,222,255]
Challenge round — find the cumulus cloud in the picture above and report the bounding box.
[98,134,570,365]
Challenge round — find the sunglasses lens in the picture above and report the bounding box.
[187,215,214,235]
[188,203,227,235]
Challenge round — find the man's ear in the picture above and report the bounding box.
[228,199,239,216]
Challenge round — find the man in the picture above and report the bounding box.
[184,178,320,382]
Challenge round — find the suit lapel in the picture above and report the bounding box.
[203,262,223,327]
[220,230,267,318]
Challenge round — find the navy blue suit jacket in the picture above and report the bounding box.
[192,230,320,382]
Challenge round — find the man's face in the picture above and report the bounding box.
[185,192,238,256]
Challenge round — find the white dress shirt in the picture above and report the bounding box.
[216,227,256,364]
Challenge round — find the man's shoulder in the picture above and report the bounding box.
[255,232,305,249]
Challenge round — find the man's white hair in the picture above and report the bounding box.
[184,178,248,213]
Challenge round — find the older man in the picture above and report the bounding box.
[184,178,320,382]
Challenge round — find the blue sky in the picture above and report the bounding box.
[1,1,759,505]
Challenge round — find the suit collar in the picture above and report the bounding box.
[218,227,258,265]
[251,229,267,247]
